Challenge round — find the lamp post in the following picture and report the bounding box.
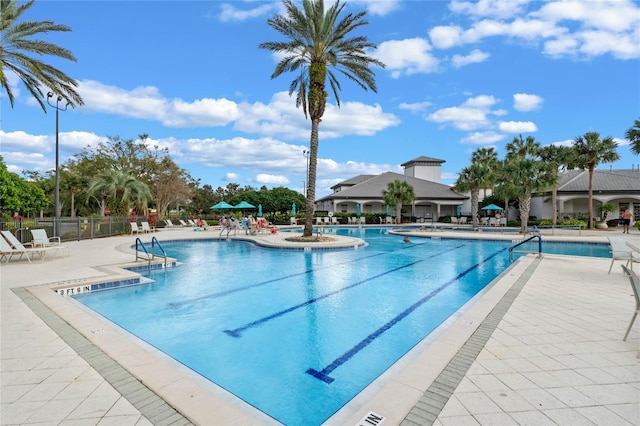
[302,149,310,197]
[47,92,68,239]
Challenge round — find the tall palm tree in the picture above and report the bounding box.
[382,180,415,224]
[86,170,152,216]
[538,144,573,228]
[471,147,500,198]
[572,132,619,229]
[260,0,384,237]
[0,0,83,111]
[625,117,640,155]
[454,164,484,227]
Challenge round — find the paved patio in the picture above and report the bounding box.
[1,227,638,425]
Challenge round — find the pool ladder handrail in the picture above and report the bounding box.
[509,233,542,262]
[135,237,169,273]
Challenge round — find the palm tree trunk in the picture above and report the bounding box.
[303,119,320,237]
[551,183,558,228]
[519,196,531,233]
[396,203,402,224]
[587,167,594,229]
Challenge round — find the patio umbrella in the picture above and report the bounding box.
[291,203,296,216]
[210,201,234,210]
[481,204,503,211]
[356,203,361,217]
[233,201,255,209]
[386,205,391,216]
[258,204,262,217]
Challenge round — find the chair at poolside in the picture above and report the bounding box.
[621,265,639,341]
[0,234,33,264]
[451,217,459,224]
[359,217,366,225]
[141,221,155,233]
[130,222,140,235]
[331,217,338,225]
[323,217,330,225]
[385,216,393,224]
[626,242,640,271]
[500,217,507,227]
[608,237,634,274]
[489,217,497,227]
[290,217,297,225]
[179,219,189,227]
[315,217,323,225]
[1,230,52,262]
[188,219,198,227]
[459,217,468,224]
[164,219,175,228]
[30,229,61,247]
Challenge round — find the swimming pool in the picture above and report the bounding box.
[74,229,609,425]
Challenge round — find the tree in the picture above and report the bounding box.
[0,0,83,111]
[470,147,500,198]
[382,180,415,224]
[0,156,48,215]
[537,144,573,228]
[502,135,553,233]
[625,117,640,155]
[454,164,484,227]
[572,132,619,229]
[86,170,152,216]
[260,0,384,237]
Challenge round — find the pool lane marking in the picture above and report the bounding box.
[167,241,434,309]
[222,245,465,338]
[306,247,509,384]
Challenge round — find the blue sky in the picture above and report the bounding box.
[1,0,639,198]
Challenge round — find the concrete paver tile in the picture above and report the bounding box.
[438,396,471,417]
[513,388,566,410]
[484,390,535,412]
[0,383,35,404]
[543,407,597,425]
[575,383,640,405]
[65,395,119,420]
[23,397,83,423]
[18,381,67,402]
[97,414,147,426]
[545,386,598,407]
[438,414,481,425]
[456,392,503,414]
[468,374,510,392]
[471,412,516,425]
[575,406,634,425]
[606,403,640,425]
[508,410,557,425]
[0,400,48,424]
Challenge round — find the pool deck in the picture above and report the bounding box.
[1,226,638,425]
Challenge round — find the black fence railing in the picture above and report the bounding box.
[0,216,150,244]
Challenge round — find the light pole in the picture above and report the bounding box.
[47,92,68,239]
[302,149,310,197]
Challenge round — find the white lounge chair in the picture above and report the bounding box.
[188,219,198,227]
[290,217,297,225]
[315,217,323,225]
[359,217,366,225]
[323,217,330,225]
[451,217,459,224]
[385,216,393,224]
[165,219,177,228]
[626,241,640,271]
[459,217,468,224]
[30,229,61,247]
[1,230,51,262]
[608,237,636,274]
[331,217,338,225]
[621,265,639,341]
[179,220,189,227]
[130,222,140,235]
[141,221,154,233]
[0,234,32,263]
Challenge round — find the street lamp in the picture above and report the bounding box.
[47,92,68,239]
[302,149,310,197]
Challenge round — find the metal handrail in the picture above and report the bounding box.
[151,236,168,268]
[135,237,152,273]
[509,234,542,262]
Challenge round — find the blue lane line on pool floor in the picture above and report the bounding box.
[167,241,434,309]
[306,247,508,384]
[223,245,465,338]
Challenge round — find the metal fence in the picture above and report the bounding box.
[0,216,149,244]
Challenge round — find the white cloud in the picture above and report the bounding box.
[218,3,275,22]
[449,0,529,20]
[224,172,240,181]
[398,101,432,113]
[513,93,543,111]
[426,95,499,131]
[255,174,290,184]
[350,0,401,16]
[375,38,439,77]
[498,121,538,133]
[451,49,490,68]
[429,25,463,49]
[461,131,505,145]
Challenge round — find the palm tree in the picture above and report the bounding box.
[625,117,640,155]
[572,132,619,229]
[260,0,384,237]
[471,147,500,198]
[454,164,484,227]
[86,170,152,216]
[0,0,83,111]
[382,180,415,224]
[538,144,573,228]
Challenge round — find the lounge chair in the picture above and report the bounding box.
[459,217,468,224]
[359,217,366,225]
[500,217,507,226]
[0,234,32,264]
[621,265,639,341]
[200,219,210,230]
[30,229,61,247]
[1,230,51,262]
[179,220,189,227]
[323,217,330,225]
[290,217,297,225]
[165,219,176,228]
[141,221,154,233]
[626,242,640,271]
[385,216,393,224]
[130,222,140,235]
[316,217,323,225]
[331,217,338,225]
[608,237,634,274]
[451,217,459,224]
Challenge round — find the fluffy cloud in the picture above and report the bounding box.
[427,95,500,131]
[375,38,439,77]
[513,93,544,111]
[451,49,490,68]
[498,121,538,133]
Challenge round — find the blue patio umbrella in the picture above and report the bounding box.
[292,203,296,216]
[356,203,361,217]
[386,205,391,216]
[210,201,234,210]
[233,201,255,209]
[258,204,262,217]
[481,204,503,211]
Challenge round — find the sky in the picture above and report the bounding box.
[1,0,639,199]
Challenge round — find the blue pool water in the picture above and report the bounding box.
[74,229,609,425]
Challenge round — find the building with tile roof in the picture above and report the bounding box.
[315,156,468,221]
[531,168,640,222]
